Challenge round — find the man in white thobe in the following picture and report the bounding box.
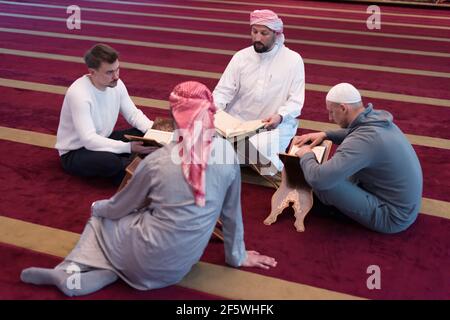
[213,9,305,178]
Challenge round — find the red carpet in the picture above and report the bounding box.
[0,140,449,300]
[0,243,222,300]
[0,0,449,299]
[1,58,450,139]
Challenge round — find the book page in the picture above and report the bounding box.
[144,129,174,145]
[234,119,264,135]
[214,110,264,138]
[289,145,326,163]
[312,146,326,163]
[214,110,242,135]
[288,144,301,156]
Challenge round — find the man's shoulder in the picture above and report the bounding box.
[116,78,126,88]
[344,126,380,148]
[67,75,88,90]
[65,75,92,98]
[233,46,255,59]
[278,45,303,63]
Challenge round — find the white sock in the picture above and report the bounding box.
[21,267,118,297]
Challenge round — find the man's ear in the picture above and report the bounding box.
[87,67,96,76]
[339,103,347,112]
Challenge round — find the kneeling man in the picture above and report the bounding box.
[293,83,423,233]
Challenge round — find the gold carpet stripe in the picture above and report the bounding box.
[2,13,449,59]
[0,126,449,220]
[2,118,449,153]
[405,135,450,150]
[304,58,450,79]
[0,216,80,258]
[420,198,450,220]
[0,78,169,109]
[84,0,450,30]
[2,1,449,44]
[300,120,450,150]
[286,25,450,44]
[0,215,362,299]
[181,262,362,300]
[1,52,450,107]
[0,48,222,79]
[0,126,55,149]
[2,26,450,67]
[3,47,450,80]
[290,39,450,58]
[340,0,450,7]
[191,0,450,20]
[1,78,449,149]
[0,27,236,55]
[306,83,450,108]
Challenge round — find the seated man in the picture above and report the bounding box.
[293,83,423,234]
[213,9,305,177]
[55,43,155,185]
[21,81,277,296]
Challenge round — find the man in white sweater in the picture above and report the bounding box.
[55,44,155,184]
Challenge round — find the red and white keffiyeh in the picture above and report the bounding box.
[169,81,217,207]
[250,9,285,44]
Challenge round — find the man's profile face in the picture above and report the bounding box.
[251,25,276,53]
[326,101,348,128]
[90,59,120,88]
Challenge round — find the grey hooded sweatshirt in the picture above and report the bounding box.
[300,104,423,230]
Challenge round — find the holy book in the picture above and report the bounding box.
[287,144,327,163]
[278,140,332,188]
[214,109,265,140]
[124,129,174,147]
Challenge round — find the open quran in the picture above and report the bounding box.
[278,141,332,188]
[287,144,327,163]
[214,109,264,140]
[125,129,173,147]
[124,118,175,147]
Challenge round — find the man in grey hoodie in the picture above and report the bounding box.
[293,83,423,233]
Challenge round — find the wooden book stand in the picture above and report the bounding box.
[264,140,332,232]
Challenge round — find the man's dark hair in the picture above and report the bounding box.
[84,43,119,69]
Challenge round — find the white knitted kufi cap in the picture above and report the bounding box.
[326,83,362,104]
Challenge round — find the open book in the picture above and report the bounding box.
[214,109,264,140]
[124,128,174,147]
[278,140,332,188]
[287,144,326,163]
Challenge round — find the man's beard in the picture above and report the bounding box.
[108,80,118,88]
[253,41,269,53]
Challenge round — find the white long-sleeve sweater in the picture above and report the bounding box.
[55,75,153,155]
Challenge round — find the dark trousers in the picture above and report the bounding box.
[60,128,144,185]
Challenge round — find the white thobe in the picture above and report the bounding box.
[213,43,305,172]
[55,75,153,156]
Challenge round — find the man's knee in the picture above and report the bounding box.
[313,188,336,206]
[62,150,126,178]
[92,153,126,177]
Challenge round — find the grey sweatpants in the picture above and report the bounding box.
[314,180,417,234]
